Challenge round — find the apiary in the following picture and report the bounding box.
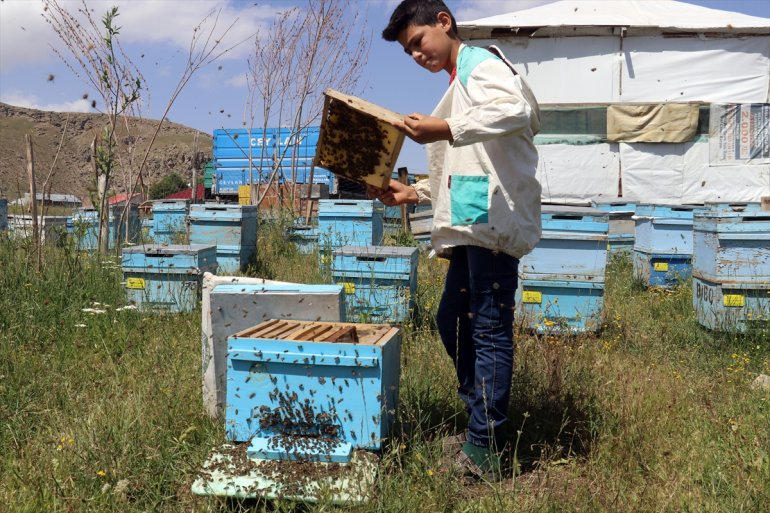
[591,199,636,254]
[225,320,401,450]
[519,205,609,282]
[332,246,418,323]
[189,203,257,273]
[516,279,604,333]
[317,199,384,256]
[692,202,770,332]
[287,224,318,255]
[0,199,7,231]
[633,203,697,288]
[152,199,189,245]
[202,279,345,418]
[71,205,141,251]
[122,244,217,312]
[314,89,405,191]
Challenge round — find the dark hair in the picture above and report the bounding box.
[382,0,458,41]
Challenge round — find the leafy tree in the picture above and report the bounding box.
[149,172,188,199]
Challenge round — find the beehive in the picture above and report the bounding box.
[317,199,384,259]
[332,246,419,323]
[188,203,258,273]
[71,205,141,251]
[122,244,217,312]
[591,199,636,254]
[225,319,401,455]
[516,279,605,333]
[314,89,405,190]
[633,203,697,288]
[152,199,189,245]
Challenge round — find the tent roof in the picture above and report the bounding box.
[458,0,770,38]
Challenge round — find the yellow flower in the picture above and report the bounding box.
[96,470,107,478]
[426,469,434,476]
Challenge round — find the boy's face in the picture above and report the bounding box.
[397,12,455,74]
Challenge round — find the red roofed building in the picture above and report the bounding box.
[164,185,206,201]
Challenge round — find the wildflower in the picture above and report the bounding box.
[426,469,434,476]
[96,470,107,478]
[81,308,106,315]
[75,323,87,328]
[115,305,137,312]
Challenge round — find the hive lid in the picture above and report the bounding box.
[314,89,405,191]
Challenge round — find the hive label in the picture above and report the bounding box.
[723,294,744,308]
[126,278,145,290]
[338,282,356,294]
[522,290,542,304]
[653,262,669,272]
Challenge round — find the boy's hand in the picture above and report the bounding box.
[395,113,453,144]
[367,179,418,206]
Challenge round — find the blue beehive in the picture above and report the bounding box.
[520,205,609,282]
[225,319,401,460]
[318,200,384,262]
[152,200,189,244]
[287,224,318,254]
[692,202,770,332]
[189,203,258,273]
[633,203,697,288]
[516,279,605,333]
[71,205,141,251]
[591,199,636,254]
[122,244,217,312]
[0,199,7,232]
[332,246,418,323]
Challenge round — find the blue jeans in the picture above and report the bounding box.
[436,246,518,449]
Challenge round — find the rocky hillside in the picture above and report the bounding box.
[0,102,212,202]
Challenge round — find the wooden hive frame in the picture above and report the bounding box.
[314,89,405,191]
[232,319,397,346]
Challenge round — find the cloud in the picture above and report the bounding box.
[0,91,93,113]
[454,0,555,23]
[225,73,249,88]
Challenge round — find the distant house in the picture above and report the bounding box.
[164,185,205,201]
[12,192,82,208]
[108,193,143,207]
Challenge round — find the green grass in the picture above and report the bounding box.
[0,226,768,512]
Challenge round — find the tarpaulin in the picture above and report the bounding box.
[607,103,699,143]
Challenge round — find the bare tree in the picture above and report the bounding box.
[43,0,242,253]
[237,0,370,212]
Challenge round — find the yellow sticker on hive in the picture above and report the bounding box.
[654,262,669,272]
[338,282,356,294]
[126,277,145,290]
[723,294,744,307]
[522,290,542,304]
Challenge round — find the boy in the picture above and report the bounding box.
[375,0,542,480]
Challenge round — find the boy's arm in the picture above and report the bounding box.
[366,179,421,207]
[446,60,536,147]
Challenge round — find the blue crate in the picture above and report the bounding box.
[152,200,189,244]
[189,203,258,273]
[0,199,7,231]
[318,200,384,255]
[693,276,770,333]
[520,205,609,281]
[287,224,318,254]
[515,278,604,333]
[332,246,418,323]
[633,250,692,288]
[634,204,696,256]
[693,206,770,285]
[591,199,636,254]
[122,244,217,312]
[225,319,401,457]
[71,205,141,251]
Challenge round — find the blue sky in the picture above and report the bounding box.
[1,0,768,173]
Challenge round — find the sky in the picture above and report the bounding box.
[1,0,769,174]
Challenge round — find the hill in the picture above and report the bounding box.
[0,102,212,202]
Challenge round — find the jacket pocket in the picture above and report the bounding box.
[450,175,489,226]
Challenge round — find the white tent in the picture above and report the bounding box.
[458,0,770,204]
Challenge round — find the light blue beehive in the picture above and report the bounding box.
[188,203,258,273]
[122,244,217,313]
[71,205,141,251]
[225,319,401,461]
[0,199,7,232]
[332,246,418,323]
[318,200,384,264]
[633,203,697,288]
[287,224,319,254]
[152,200,189,244]
[591,199,636,254]
[517,205,608,333]
[692,202,770,332]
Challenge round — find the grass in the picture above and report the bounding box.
[0,224,768,512]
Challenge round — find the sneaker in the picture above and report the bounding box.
[442,441,503,482]
[440,432,466,459]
